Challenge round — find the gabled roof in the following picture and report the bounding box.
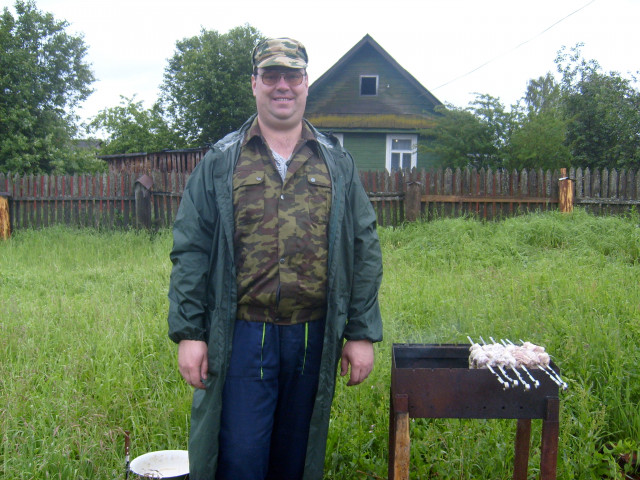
[306,34,442,130]
[309,33,442,107]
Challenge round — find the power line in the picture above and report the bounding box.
[433,0,598,91]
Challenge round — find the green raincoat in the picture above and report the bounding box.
[168,115,383,480]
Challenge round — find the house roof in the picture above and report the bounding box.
[309,33,442,107]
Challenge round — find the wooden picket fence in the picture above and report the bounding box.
[0,170,188,231]
[2,167,640,234]
[362,167,561,225]
[101,148,208,175]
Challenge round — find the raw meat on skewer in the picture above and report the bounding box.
[517,339,567,390]
[472,338,519,387]
[499,339,538,388]
[467,337,567,391]
[468,338,512,389]
[488,337,524,388]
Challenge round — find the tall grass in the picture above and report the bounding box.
[1,210,639,479]
[1,227,191,479]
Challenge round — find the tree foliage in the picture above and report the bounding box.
[160,25,263,147]
[507,74,570,170]
[420,105,495,169]
[423,45,640,171]
[0,0,97,173]
[556,45,640,169]
[88,96,184,155]
[421,95,513,169]
[508,110,570,170]
[523,72,563,114]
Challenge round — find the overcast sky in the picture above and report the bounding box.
[4,0,640,129]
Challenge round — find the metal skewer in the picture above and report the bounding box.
[540,365,568,390]
[504,338,540,388]
[509,366,530,390]
[467,335,510,390]
[487,337,519,388]
[487,364,510,389]
[497,365,519,387]
[468,336,511,389]
[498,339,531,389]
[521,366,540,388]
[538,365,564,388]
[517,339,567,390]
[542,364,567,389]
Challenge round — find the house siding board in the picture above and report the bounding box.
[417,150,439,170]
[307,43,437,119]
[344,133,386,171]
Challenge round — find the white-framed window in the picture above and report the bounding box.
[386,134,417,171]
[360,75,378,96]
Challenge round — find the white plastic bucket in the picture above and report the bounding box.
[129,450,189,479]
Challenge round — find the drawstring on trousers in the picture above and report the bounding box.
[260,322,266,379]
[301,322,309,375]
[259,321,310,378]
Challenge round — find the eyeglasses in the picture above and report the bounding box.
[257,71,306,86]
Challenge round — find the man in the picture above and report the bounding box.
[167,37,383,480]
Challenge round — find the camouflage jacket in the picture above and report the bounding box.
[168,114,383,480]
[233,119,330,324]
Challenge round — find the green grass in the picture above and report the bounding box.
[1,210,639,479]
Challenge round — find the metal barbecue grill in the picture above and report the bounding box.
[389,343,560,480]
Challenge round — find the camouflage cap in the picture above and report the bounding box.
[252,37,308,69]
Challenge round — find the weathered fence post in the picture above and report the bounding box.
[405,181,422,222]
[0,192,10,239]
[558,168,574,213]
[134,174,153,229]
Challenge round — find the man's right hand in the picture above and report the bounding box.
[178,340,208,389]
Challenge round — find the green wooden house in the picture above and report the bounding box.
[306,34,442,171]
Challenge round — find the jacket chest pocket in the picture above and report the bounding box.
[307,173,331,224]
[233,171,265,225]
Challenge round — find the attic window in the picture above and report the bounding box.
[360,75,378,96]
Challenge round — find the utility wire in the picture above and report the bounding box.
[433,0,598,90]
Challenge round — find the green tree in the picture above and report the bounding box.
[556,44,640,169]
[523,72,563,114]
[160,25,263,146]
[88,96,184,155]
[422,46,640,172]
[470,94,514,154]
[0,0,95,173]
[508,110,570,170]
[421,95,513,169]
[507,75,570,170]
[420,105,494,169]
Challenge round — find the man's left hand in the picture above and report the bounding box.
[340,339,374,386]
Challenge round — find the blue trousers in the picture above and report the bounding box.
[216,319,324,480]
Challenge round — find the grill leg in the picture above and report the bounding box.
[388,389,396,479]
[540,397,560,480]
[389,394,410,480]
[513,419,531,480]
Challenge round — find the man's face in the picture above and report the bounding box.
[251,67,308,132]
